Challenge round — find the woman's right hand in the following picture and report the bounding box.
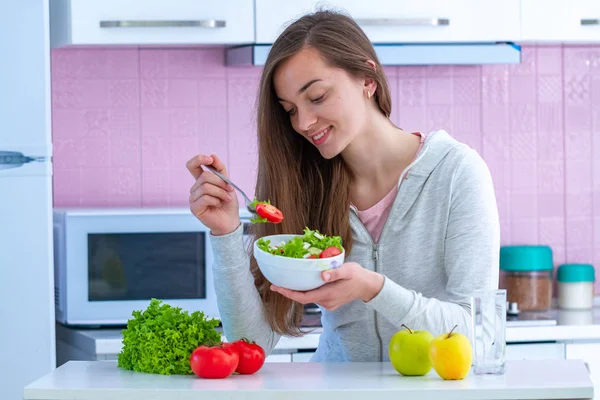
[186,154,241,236]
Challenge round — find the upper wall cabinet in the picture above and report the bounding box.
[255,0,521,44]
[50,0,255,47]
[522,0,600,42]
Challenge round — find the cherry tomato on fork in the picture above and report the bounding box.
[255,203,284,224]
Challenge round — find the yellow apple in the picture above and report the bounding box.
[429,325,472,380]
[388,324,434,376]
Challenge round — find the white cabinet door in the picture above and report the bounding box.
[51,0,255,47]
[255,0,312,43]
[0,172,54,400]
[1,4,52,149]
[522,0,600,42]
[506,343,565,361]
[265,354,292,363]
[256,0,521,43]
[292,352,316,362]
[566,343,600,400]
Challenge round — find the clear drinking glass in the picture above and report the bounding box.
[470,289,507,375]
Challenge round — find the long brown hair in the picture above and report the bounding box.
[248,9,393,336]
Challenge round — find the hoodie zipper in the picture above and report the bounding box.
[349,215,383,360]
[372,242,382,361]
[350,144,430,362]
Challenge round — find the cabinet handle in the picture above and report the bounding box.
[99,20,226,28]
[354,18,449,27]
[580,18,599,26]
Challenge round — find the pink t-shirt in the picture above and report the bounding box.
[355,132,426,243]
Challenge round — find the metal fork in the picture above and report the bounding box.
[203,165,256,214]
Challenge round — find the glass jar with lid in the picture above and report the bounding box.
[499,245,553,311]
[557,264,595,310]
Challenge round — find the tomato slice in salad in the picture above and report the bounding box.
[255,203,284,224]
[320,246,342,258]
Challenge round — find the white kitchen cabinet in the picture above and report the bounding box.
[566,343,600,399]
[255,0,521,44]
[50,0,255,48]
[265,354,293,363]
[255,1,313,44]
[522,0,600,42]
[292,352,316,362]
[506,343,565,360]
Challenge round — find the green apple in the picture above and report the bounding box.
[389,324,434,376]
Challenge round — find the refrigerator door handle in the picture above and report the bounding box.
[0,151,51,170]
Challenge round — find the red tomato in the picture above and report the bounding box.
[256,203,284,224]
[229,339,266,375]
[320,246,342,258]
[190,344,239,379]
[308,255,318,259]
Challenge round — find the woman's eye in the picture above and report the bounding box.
[311,95,325,103]
[287,107,296,116]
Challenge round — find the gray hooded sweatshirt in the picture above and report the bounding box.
[209,130,500,362]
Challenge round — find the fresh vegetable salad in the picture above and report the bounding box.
[256,228,343,259]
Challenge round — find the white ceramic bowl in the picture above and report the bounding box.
[253,234,345,291]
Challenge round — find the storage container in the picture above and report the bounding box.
[499,246,553,311]
[557,264,595,310]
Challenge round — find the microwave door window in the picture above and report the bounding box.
[87,232,206,301]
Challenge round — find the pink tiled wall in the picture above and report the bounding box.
[51,45,600,291]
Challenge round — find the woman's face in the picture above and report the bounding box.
[273,47,372,159]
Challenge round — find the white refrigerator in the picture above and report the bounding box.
[0,1,56,399]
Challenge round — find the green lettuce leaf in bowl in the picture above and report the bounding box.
[257,227,343,259]
[117,298,221,375]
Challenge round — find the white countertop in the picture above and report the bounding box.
[56,307,600,356]
[24,359,594,400]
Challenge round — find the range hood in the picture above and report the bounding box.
[226,43,521,66]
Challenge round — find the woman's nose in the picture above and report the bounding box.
[296,107,318,133]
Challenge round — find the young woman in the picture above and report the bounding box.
[186,10,500,362]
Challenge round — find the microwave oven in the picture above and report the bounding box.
[53,208,252,327]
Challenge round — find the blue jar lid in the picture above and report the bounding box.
[499,245,553,272]
[557,264,595,283]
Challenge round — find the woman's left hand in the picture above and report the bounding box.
[270,262,385,311]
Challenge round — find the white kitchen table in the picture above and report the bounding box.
[24,359,593,400]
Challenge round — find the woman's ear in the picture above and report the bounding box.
[364,78,377,97]
[363,59,378,98]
